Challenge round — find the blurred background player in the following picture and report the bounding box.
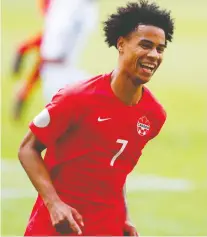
[11,0,50,119]
[40,0,99,102]
[12,0,99,118]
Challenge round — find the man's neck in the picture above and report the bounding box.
[111,69,143,106]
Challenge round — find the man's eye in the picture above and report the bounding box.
[141,44,151,49]
[157,47,165,53]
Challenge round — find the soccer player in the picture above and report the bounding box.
[40,0,99,102]
[18,0,174,236]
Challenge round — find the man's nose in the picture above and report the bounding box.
[147,48,159,60]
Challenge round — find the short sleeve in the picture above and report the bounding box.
[29,88,77,146]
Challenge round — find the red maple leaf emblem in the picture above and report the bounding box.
[137,116,150,136]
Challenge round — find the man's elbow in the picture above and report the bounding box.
[18,142,29,163]
[18,131,45,165]
[18,131,37,162]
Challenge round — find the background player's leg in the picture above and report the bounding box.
[12,33,42,74]
[12,58,41,119]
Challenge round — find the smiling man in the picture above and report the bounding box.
[18,1,174,236]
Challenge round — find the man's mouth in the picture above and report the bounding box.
[139,62,156,74]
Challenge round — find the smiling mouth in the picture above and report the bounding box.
[139,62,156,74]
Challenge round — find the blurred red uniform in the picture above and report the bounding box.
[12,0,50,119]
[24,73,166,236]
[38,0,50,15]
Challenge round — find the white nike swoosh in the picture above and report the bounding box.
[98,117,111,122]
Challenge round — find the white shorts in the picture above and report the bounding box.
[41,0,98,66]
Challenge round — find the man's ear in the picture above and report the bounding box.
[117,36,125,54]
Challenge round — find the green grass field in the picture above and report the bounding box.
[1,0,207,235]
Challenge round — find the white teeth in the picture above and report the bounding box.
[141,63,155,69]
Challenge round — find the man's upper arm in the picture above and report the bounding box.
[29,88,78,146]
[19,130,46,153]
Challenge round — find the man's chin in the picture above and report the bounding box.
[141,76,152,84]
[134,75,152,85]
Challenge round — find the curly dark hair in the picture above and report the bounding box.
[103,0,174,48]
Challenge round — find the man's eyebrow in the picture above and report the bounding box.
[139,39,166,47]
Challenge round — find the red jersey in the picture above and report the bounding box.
[26,72,166,236]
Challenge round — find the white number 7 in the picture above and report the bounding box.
[110,139,128,166]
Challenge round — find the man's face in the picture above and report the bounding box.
[118,25,166,84]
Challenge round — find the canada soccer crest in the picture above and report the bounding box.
[137,116,150,136]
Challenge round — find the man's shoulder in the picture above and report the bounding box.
[48,73,110,112]
[60,73,109,98]
[144,86,166,119]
